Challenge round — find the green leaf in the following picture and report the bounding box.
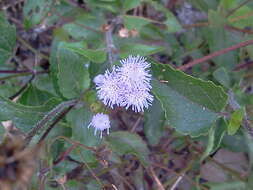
[67,107,101,162]
[0,96,60,132]
[208,10,227,27]
[201,25,242,70]
[62,13,104,44]
[67,47,106,64]
[213,67,231,88]
[19,85,53,106]
[206,181,246,190]
[0,12,16,65]
[151,61,228,136]
[23,0,53,27]
[123,15,150,31]
[146,1,181,33]
[0,123,5,142]
[120,43,164,58]
[164,11,182,33]
[57,42,90,99]
[106,131,149,166]
[144,98,165,145]
[228,107,245,135]
[123,0,141,12]
[201,119,227,160]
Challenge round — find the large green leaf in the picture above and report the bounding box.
[151,61,228,136]
[106,131,149,166]
[67,107,101,162]
[123,15,151,31]
[0,96,60,132]
[0,12,16,65]
[144,98,165,145]
[120,43,164,58]
[67,47,106,64]
[123,0,141,12]
[57,42,90,99]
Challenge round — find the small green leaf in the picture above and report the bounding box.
[0,12,16,65]
[67,47,106,64]
[201,119,227,160]
[123,15,150,31]
[123,0,141,12]
[106,131,149,166]
[23,0,53,27]
[164,11,182,33]
[228,107,245,135]
[151,61,228,136]
[120,43,164,58]
[201,24,242,70]
[57,42,90,99]
[19,85,53,106]
[213,67,231,88]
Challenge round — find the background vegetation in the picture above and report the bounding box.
[1,0,253,189]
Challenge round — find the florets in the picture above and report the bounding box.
[88,113,110,138]
[94,55,153,112]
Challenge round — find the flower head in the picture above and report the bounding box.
[117,55,152,88]
[121,85,154,112]
[95,67,122,108]
[94,55,153,112]
[88,113,110,138]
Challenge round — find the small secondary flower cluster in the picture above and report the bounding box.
[88,113,110,138]
[88,55,153,138]
[94,55,153,112]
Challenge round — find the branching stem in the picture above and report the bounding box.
[178,39,253,71]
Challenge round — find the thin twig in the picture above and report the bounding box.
[17,36,49,60]
[178,39,253,71]
[130,116,142,132]
[151,162,209,190]
[9,74,35,100]
[0,70,47,81]
[226,0,252,17]
[0,70,30,74]
[148,166,165,190]
[170,174,184,190]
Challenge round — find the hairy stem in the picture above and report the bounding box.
[25,99,78,145]
[38,104,75,143]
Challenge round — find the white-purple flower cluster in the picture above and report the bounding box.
[94,55,153,112]
[88,113,110,138]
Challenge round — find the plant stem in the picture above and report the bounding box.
[17,36,49,60]
[178,39,253,71]
[9,75,35,100]
[25,99,78,145]
[226,0,252,17]
[105,24,117,66]
[38,104,75,143]
[0,70,31,74]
